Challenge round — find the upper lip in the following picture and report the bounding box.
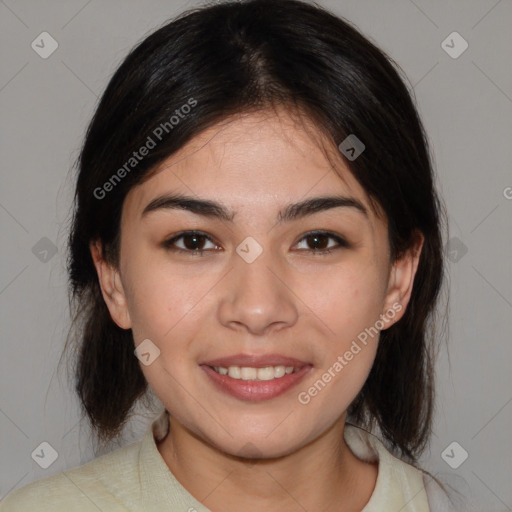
[200,353,311,369]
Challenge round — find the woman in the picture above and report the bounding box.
[0,0,458,510]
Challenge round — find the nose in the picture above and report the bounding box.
[217,243,299,336]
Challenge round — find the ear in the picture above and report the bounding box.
[381,231,424,327]
[89,240,132,330]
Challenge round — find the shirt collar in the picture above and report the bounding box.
[138,410,429,511]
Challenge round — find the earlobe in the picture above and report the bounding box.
[89,240,132,330]
[382,232,424,326]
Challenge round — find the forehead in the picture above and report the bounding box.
[124,109,381,225]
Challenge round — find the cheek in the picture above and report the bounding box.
[297,282,382,419]
[304,262,386,340]
[122,257,218,377]
[121,253,195,336]
[300,262,385,397]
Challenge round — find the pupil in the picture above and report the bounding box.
[308,234,326,250]
[185,234,203,250]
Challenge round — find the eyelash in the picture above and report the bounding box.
[162,230,349,257]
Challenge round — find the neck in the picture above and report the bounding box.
[157,413,378,512]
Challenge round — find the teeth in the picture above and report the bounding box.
[274,366,285,378]
[228,366,241,379]
[213,365,299,380]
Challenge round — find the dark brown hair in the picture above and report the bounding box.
[63,0,447,463]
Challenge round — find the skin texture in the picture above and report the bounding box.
[90,108,423,511]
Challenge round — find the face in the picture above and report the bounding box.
[91,108,422,458]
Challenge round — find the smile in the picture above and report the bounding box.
[211,365,300,380]
[201,364,312,401]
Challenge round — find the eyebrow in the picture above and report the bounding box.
[141,193,368,223]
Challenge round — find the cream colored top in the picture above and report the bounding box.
[0,411,456,511]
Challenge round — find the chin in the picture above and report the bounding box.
[204,424,312,461]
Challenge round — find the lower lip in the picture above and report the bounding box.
[200,365,312,401]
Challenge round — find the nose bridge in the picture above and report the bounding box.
[217,236,298,333]
[234,236,282,302]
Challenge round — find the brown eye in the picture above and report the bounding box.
[295,231,349,255]
[163,231,219,255]
[162,230,348,257]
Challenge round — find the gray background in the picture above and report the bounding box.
[1,0,511,509]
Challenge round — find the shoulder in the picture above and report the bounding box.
[422,473,464,512]
[344,424,457,512]
[0,438,143,511]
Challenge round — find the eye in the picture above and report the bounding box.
[162,231,220,256]
[294,231,349,255]
[162,230,349,257]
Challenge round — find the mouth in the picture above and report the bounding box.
[209,364,300,380]
[199,353,312,401]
